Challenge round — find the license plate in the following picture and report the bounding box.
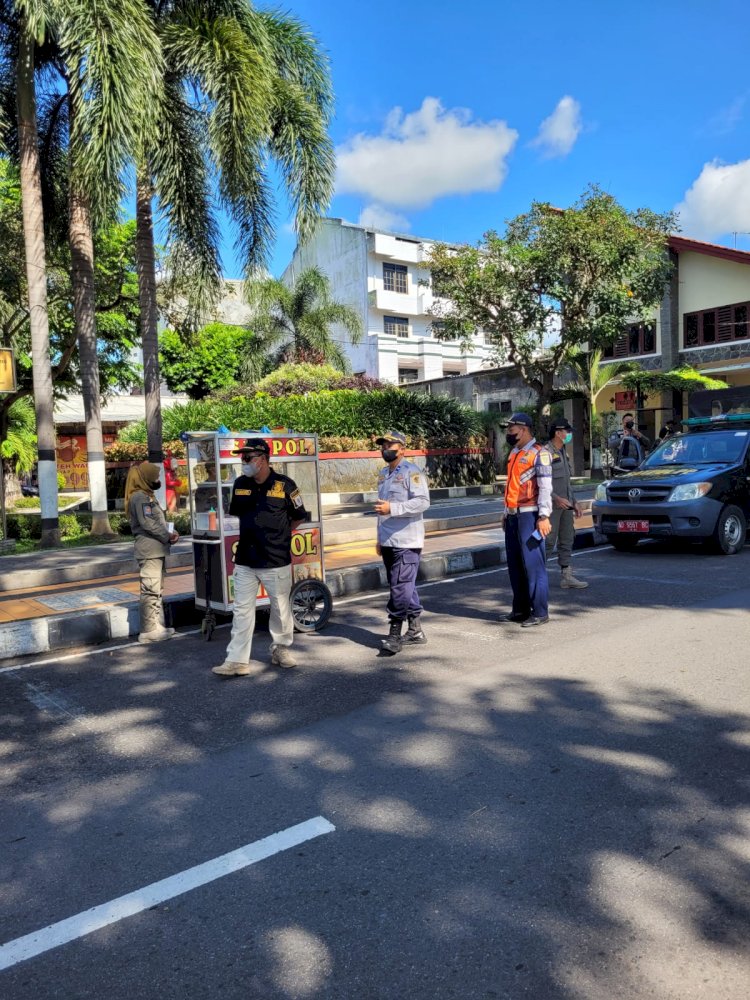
[617,520,649,533]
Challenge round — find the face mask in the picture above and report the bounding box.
[564,432,573,444]
[505,432,518,447]
[381,448,399,463]
[151,480,161,491]
[242,461,260,477]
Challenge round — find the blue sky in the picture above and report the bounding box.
[221,0,750,277]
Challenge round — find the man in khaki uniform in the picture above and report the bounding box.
[543,419,588,589]
[126,462,179,642]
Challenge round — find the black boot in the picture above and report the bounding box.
[381,619,403,654]
[404,615,427,644]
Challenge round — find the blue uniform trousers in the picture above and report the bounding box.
[504,512,549,619]
[381,546,423,622]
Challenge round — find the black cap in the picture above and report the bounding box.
[375,430,407,446]
[231,437,270,456]
[507,412,533,428]
[549,418,574,433]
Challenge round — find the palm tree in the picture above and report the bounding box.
[561,347,638,461]
[136,1,334,463]
[60,1,161,533]
[246,266,363,373]
[14,3,59,545]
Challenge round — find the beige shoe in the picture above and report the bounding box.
[560,566,589,589]
[271,645,297,668]
[138,626,176,644]
[212,661,257,677]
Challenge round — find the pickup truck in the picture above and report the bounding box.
[592,415,750,554]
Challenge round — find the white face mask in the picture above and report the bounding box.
[242,461,260,477]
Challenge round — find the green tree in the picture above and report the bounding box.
[159,323,256,399]
[1,396,35,506]
[136,1,335,464]
[247,266,363,373]
[428,186,676,421]
[559,347,639,456]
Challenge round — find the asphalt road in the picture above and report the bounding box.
[1,542,749,999]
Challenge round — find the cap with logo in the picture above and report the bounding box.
[230,437,270,456]
[375,430,407,446]
[549,418,574,433]
[507,412,533,428]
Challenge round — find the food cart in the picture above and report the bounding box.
[184,430,332,639]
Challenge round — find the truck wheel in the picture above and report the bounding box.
[291,579,333,632]
[606,535,641,552]
[708,505,746,555]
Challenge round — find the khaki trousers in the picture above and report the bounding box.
[546,507,575,568]
[138,557,166,632]
[225,563,294,664]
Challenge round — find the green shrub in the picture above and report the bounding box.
[11,496,41,509]
[172,512,191,536]
[117,389,485,449]
[57,472,66,491]
[6,513,41,540]
[59,514,83,539]
[104,439,185,461]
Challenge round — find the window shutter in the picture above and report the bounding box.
[718,306,733,342]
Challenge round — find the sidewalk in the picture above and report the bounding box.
[0,514,597,662]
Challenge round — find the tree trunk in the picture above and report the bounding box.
[69,179,115,536]
[16,26,59,547]
[135,164,163,465]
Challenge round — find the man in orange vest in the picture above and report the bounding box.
[502,413,553,626]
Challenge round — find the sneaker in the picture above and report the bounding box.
[138,626,176,644]
[271,646,297,668]
[212,661,258,677]
[520,615,550,628]
[501,612,529,623]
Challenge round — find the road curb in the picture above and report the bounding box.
[0,530,600,661]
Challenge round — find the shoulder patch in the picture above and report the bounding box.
[290,488,304,509]
[538,451,551,466]
[142,503,153,517]
[411,472,423,486]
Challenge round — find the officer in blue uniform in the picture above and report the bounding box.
[373,430,431,654]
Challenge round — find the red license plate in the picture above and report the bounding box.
[617,520,649,533]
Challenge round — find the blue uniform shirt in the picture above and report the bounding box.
[377,459,430,548]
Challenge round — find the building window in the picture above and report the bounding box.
[398,367,419,384]
[602,323,657,359]
[384,316,409,338]
[430,320,447,339]
[383,262,408,294]
[683,301,750,347]
[486,400,512,414]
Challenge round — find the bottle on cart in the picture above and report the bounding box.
[208,507,217,531]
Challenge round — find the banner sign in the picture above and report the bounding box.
[218,436,316,460]
[224,526,322,601]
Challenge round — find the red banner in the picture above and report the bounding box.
[218,436,316,460]
[56,435,88,490]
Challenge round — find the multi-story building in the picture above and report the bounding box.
[596,235,750,438]
[281,218,495,384]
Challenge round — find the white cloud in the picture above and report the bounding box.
[531,96,582,158]
[676,158,750,238]
[336,97,518,209]
[358,204,411,231]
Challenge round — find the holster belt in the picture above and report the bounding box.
[504,506,539,515]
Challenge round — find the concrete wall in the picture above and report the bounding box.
[319,451,495,491]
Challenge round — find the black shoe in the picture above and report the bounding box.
[520,615,550,628]
[381,620,403,654]
[404,616,427,644]
[501,612,529,623]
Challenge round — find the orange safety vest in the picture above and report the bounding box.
[505,443,543,509]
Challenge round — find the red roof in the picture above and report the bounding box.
[668,235,750,266]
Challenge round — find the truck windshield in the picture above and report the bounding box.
[643,430,749,467]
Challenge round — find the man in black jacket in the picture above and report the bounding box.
[213,438,310,678]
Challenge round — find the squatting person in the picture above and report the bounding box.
[501,413,553,627]
[543,418,588,589]
[125,461,179,644]
[373,430,430,654]
[213,438,310,678]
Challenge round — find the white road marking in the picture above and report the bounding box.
[0,816,335,973]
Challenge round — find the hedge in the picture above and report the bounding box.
[4,510,192,541]
[117,389,485,448]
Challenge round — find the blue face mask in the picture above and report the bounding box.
[564,432,573,444]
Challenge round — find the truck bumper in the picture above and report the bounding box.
[592,497,723,539]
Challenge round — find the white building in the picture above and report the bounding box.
[281,218,495,384]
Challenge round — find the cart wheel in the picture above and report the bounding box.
[291,579,333,632]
